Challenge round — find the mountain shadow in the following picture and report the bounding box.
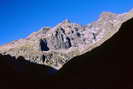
[0,54,58,89]
[54,18,133,89]
[0,18,133,89]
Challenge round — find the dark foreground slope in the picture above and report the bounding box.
[0,18,133,89]
[56,18,133,89]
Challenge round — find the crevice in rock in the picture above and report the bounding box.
[40,39,49,51]
[65,37,72,48]
[92,33,96,40]
[42,55,46,63]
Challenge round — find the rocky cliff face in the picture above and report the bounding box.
[0,9,133,70]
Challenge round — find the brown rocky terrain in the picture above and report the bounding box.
[0,11,133,89]
[0,9,133,70]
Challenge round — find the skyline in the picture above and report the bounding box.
[0,0,133,45]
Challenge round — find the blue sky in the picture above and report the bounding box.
[0,0,132,45]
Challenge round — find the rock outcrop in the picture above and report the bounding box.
[0,9,133,70]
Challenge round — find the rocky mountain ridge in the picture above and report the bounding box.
[0,9,133,70]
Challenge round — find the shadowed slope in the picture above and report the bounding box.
[0,54,58,89]
[54,18,133,89]
[0,18,133,89]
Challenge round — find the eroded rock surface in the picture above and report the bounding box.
[0,9,133,70]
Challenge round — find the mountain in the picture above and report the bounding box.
[0,9,133,70]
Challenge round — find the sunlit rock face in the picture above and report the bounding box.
[0,9,133,70]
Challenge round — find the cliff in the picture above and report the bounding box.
[0,9,133,70]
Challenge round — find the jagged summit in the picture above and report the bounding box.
[100,12,117,20]
[61,19,71,24]
[0,9,133,70]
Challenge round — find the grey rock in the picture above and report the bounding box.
[0,9,133,70]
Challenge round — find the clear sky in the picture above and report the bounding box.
[0,0,132,45]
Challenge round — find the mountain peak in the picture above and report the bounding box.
[0,9,133,70]
[62,19,71,24]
